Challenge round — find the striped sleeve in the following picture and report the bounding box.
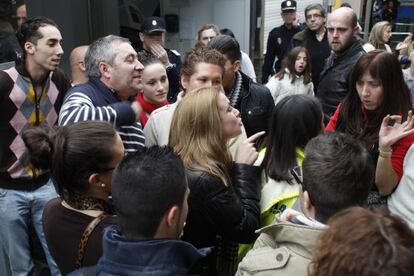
[58,92,118,126]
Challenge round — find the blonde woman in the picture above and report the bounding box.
[363,21,393,53]
[169,86,264,275]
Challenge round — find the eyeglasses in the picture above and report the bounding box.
[306,14,322,20]
[291,166,303,186]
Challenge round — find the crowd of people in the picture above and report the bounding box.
[1,0,414,275]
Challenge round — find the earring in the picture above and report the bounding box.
[100,183,106,188]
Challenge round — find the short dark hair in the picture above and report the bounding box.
[16,16,58,50]
[208,34,241,63]
[112,146,188,239]
[22,121,117,201]
[304,3,326,18]
[220,28,235,38]
[302,132,374,223]
[262,95,323,181]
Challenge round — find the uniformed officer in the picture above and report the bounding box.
[261,0,302,84]
[139,16,182,102]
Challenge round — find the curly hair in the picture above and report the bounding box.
[309,206,414,276]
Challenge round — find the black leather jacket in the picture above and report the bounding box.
[238,72,274,138]
[182,163,261,249]
[317,39,364,123]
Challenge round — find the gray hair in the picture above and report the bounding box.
[305,4,326,18]
[85,35,130,78]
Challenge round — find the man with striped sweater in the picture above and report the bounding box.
[59,35,145,153]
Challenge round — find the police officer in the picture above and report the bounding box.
[139,16,182,102]
[262,0,302,84]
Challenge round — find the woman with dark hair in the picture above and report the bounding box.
[238,95,323,259]
[136,52,169,127]
[326,50,414,205]
[309,207,414,276]
[23,121,124,274]
[260,95,323,224]
[169,86,264,275]
[266,47,314,104]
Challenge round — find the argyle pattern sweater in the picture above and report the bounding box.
[0,64,70,190]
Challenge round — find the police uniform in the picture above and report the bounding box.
[140,17,182,103]
[261,0,302,84]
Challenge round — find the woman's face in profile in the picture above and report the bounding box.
[356,72,384,111]
[217,92,242,139]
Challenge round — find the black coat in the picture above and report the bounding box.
[238,72,274,138]
[317,39,364,123]
[182,163,261,249]
[262,24,302,83]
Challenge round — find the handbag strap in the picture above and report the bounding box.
[75,213,108,268]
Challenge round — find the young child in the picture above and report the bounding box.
[136,52,169,126]
[265,47,314,104]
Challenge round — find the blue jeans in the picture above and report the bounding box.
[0,180,61,276]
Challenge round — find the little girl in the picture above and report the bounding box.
[266,47,314,104]
[136,52,169,126]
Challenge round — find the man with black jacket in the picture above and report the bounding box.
[262,0,302,83]
[292,4,330,94]
[317,7,364,123]
[208,35,274,139]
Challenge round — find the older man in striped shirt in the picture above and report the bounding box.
[59,35,145,153]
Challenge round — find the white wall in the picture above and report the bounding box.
[161,0,251,55]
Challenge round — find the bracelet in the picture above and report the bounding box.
[379,147,392,158]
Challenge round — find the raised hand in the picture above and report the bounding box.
[149,43,170,65]
[234,131,265,165]
[379,110,414,150]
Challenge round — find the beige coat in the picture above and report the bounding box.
[236,222,324,276]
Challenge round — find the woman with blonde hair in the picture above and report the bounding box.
[169,86,264,275]
[363,21,393,53]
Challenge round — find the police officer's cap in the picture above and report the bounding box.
[142,17,166,33]
[281,0,297,12]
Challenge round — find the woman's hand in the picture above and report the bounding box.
[234,131,265,165]
[379,111,414,150]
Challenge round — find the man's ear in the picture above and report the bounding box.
[139,32,145,43]
[99,62,111,79]
[180,75,189,91]
[24,41,35,55]
[352,25,360,36]
[302,191,316,219]
[79,61,86,72]
[233,60,241,72]
[166,205,180,227]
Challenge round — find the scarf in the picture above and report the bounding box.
[136,92,169,126]
[227,71,243,107]
[66,193,115,215]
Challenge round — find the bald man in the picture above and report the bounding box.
[316,7,364,123]
[69,45,89,85]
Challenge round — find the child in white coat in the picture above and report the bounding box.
[266,47,314,104]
